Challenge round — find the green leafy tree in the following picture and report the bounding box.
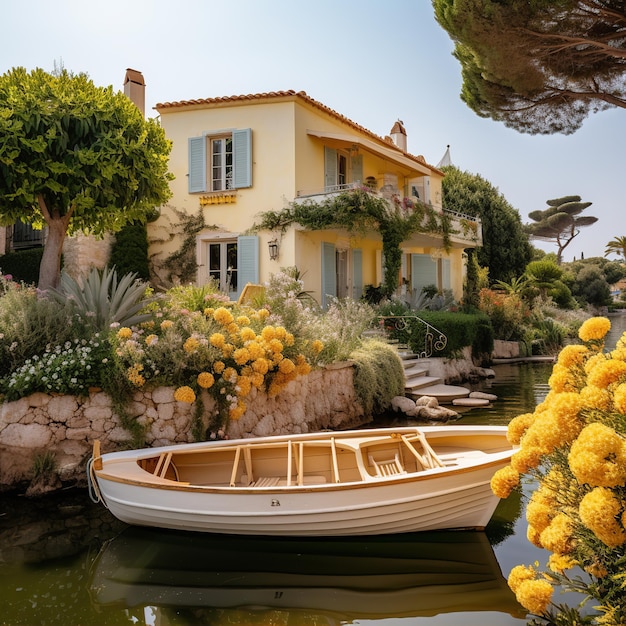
[433,0,626,134]
[605,235,626,260]
[570,264,612,308]
[0,67,173,290]
[525,259,563,297]
[441,165,532,284]
[109,221,150,281]
[565,256,626,300]
[525,195,597,264]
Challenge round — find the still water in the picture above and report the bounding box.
[2,315,625,626]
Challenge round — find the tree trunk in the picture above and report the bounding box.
[38,216,67,291]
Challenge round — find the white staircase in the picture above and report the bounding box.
[363,324,471,405]
[398,352,470,405]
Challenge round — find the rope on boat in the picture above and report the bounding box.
[86,456,106,506]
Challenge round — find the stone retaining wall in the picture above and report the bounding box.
[0,363,365,492]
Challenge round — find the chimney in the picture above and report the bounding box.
[390,119,407,152]
[124,68,145,117]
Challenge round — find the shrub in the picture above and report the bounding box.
[164,282,231,313]
[528,317,566,355]
[350,339,405,414]
[304,297,377,364]
[376,307,493,360]
[110,304,320,433]
[0,277,77,378]
[48,266,154,333]
[109,222,150,281]
[478,288,527,341]
[0,335,110,401]
[0,248,43,285]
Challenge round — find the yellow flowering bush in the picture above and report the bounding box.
[81,272,392,443]
[491,317,626,624]
[110,290,325,438]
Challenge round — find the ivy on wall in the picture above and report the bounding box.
[253,189,453,295]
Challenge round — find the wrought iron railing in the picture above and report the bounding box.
[375,315,448,358]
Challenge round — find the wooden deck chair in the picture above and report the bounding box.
[368,453,406,477]
[237,283,265,305]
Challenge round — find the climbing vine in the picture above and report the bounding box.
[254,189,453,296]
[150,207,218,287]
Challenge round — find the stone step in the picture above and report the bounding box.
[403,364,430,379]
[453,397,490,407]
[394,349,412,358]
[406,383,470,404]
[399,357,423,369]
[404,375,444,391]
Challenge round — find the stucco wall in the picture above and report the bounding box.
[0,364,366,492]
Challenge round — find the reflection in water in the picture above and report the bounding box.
[90,527,526,625]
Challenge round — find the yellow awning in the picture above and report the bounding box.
[307,129,434,177]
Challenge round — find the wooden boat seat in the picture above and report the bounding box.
[242,475,328,487]
[253,476,282,487]
[438,450,488,466]
[368,453,406,477]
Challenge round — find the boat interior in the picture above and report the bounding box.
[135,429,499,489]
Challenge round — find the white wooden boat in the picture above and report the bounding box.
[90,527,525,621]
[88,425,515,536]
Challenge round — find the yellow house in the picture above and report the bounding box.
[152,90,482,305]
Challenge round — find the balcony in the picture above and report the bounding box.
[294,183,482,247]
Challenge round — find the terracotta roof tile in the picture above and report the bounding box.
[155,90,442,174]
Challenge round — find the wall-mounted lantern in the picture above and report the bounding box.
[268,238,279,261]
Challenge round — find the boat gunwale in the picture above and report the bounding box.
[94,426,514,495]
[94,455,513,494]
[95,425,509,461]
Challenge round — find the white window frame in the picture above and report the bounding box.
[208,239,238,298]
[210,135,233,191]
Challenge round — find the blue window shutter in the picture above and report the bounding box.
[352,249,363,300]
[237,235,259,298]
[411,253,437,294]
[324,147,337,190]
[442,259,451,290]
[321,242,336,309]
[351,154,363,185]
[233,128,252,188]
[188,136,206,193]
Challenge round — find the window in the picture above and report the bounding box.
[324,147,362,191]
[321,242,363,308]
[11,222,44,250]
[208,240,238,295]
[188,128,252,193]
[198,235,259,300]
[211,136,233,191]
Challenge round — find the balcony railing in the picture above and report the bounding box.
[295,183,482,245]
[296,181,365,198]
[374,315,448,358]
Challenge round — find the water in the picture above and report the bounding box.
[1,315,624,626]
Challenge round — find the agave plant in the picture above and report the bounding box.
[49,266,154,332]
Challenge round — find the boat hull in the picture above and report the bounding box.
[91,426,514,536]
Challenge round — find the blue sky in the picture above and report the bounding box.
[3,0,624,263]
